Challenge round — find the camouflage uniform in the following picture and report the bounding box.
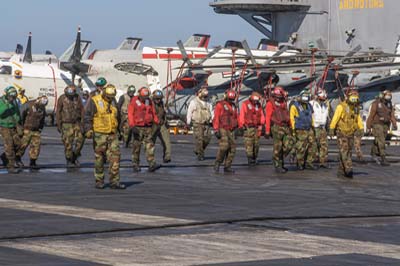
[84,94,122,187]
[311,127,329,165]
[353,128,364,160]
[152,101,171,162]
[128,95,160,171]
[56,94,85,164]
[0,96,21,170]
[213,99,238,172]
[187,96,213,160]
[271,125,294,168]
[132,127,156,167]
[330,100,363,177]
[239,98,265,164]
[93,132,120,185]
[118,94,133,146]
[367,98,397,163]
[16,100,46,162]
[290,101,316,169]
[215,128,236,168]
[192,123,212,158]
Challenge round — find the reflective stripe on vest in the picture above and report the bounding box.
[92,95,118,134]
[294,101,312,130]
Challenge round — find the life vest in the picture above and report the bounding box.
[131,96,155,126]
[271,101,290,126]
[218,101,238,130]
[243,100,262,127]
[92,95,118,134]
[310,100,329,127]
[294,101,312,130]
[121,94,131,115]
[337,102,359,135]
[191,97,211,124]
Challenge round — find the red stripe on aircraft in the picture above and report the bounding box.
[142,53,208,59]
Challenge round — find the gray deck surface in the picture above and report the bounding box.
[0,127,399,266]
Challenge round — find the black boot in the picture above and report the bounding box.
[133,164,141,173]
[29,159,40,170]
[275,167,288,174]
[0,153,8,167]
[214,162,220,173]
[15,156,24,168]
[380,156,390,166]
[224,167,235,173]
[7,167,20,174]
[148,164,161,172]
[110,182,126,189]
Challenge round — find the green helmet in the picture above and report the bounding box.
[4,86,17,97]
[95,77,107,87]
[127,85,136,94]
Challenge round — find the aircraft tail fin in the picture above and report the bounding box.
[184,34,210,48]
[15,44,23,55]
[59,40,92,62]
[117,37,142,50]
[394,35,400,62]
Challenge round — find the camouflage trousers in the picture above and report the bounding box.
[215,128,236,168]
[371,124,389,158]
[93,132,120,185]
[271,125,294,168]
[152,124,171,161]
[132,126,156,167]
[354,129,364,159]
[243,127,260,160]
[192,123,212,157]
[121,115,132,145]
[61,123,84,161]
[16,130,41,160]
[295,129,315,167]
[310,127,328,165]
[337,131,354,175]
[0,127,21,168]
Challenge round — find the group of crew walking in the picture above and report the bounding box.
[0,78,396,189]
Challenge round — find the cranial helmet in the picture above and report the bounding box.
[317,89,327,101]
[250,92,261,103]
[139,87,150,98]
[4,86,17,97]
[65,85,76,96]
[104,84,117,98]
[347,89,359,104]
[95,77,107,87]
[226,90,237,101]
[299,89,311,102]
[152,89,163,99]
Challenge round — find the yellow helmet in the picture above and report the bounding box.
[347,89,359,104]
[104,84,117,97]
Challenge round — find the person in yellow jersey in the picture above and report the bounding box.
[17,87,29,106]
[84,84,125,189]
[329,90,364,179]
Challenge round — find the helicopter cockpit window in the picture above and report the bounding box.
[0,66,11,75]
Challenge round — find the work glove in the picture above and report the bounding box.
[85,130,94,139]
[393,125,398,131]
[366,128,372,136]
[214,130,222,140]
[57,124,62,134]
[264,131,271,139]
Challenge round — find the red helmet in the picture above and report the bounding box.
[272,86,285,100]
[250,92,261,102]
[139,87,150,98]
[226,90,236,101]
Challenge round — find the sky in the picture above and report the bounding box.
[0,0,264,56]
